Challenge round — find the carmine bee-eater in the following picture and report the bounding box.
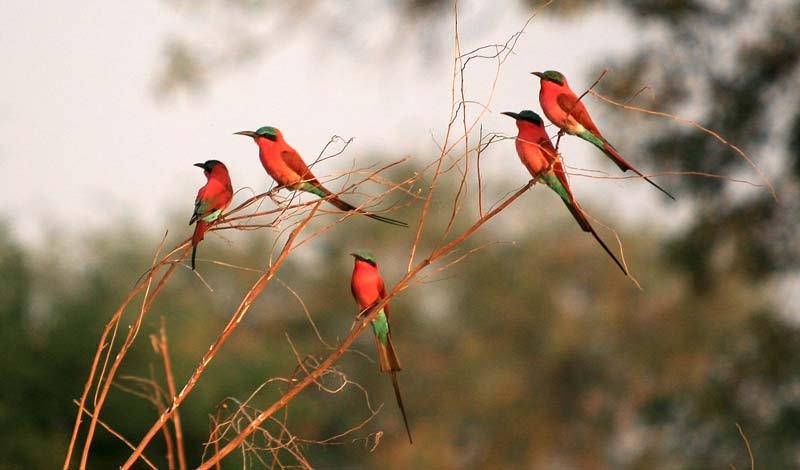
[531,70,675,200]
[234,126,407,227]
[502,110,628,275]
[189,160,233,270]
[350,252,412,443]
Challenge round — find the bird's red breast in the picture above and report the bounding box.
[255,133,319,188]
[351,260,388,313]
[514,121,558,177]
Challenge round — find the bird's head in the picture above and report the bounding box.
[194,159,227,174]
[234,126,280,142]
[501,110,544,128]
[531,70,565,86]
[500,109,544,131]
[350,251,377,266]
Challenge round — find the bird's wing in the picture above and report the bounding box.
[206,185,233,212]
[378,276,390,317]
[190,186,207,224]
[191,201,205,223]
[536,133,567,188]
[280,148,319,183]
[191,183,232,224]
[556,93,604,139]
[537,133,559,161]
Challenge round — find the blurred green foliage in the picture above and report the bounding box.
[593,1,800,291]
[1,185,796,468]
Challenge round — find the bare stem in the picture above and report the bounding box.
[120,204,320,470]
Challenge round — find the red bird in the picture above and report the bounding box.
[235,126,407,226]
[350,252,412,443]
[502,110,627,275]
[532,70,674,200]
[189,160,233,270]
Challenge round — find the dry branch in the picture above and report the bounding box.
[589,89,776,200]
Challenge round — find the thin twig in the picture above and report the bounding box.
[72,401,159,470]
[120,204,320,470]
[159,317,187,470]
[277,278,333,349]
[736,422,755,470]
[195,175,541,469]
[77,240,186,470]
[589,89,777,201]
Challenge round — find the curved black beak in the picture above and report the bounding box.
[501,111,520,120]
[234,130,258,138]
[531,71,544,79]
[349,252,359,258]
[193,162,207,169]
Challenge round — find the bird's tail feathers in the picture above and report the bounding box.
[191,246,198,271]
[561,199,593,233]
[578,131,676,201]
[191,220,209,270]
[390,372,413,444]
[300,181,331,199]
[572,206,628,276]
[601,141,634,172]
[366,213,408,227]
[578,130,629,172]
[608,150,677,201]
[301,182,408,227]
[375,332,402,373]
[328,194,358,212]
[373,315,412,444]
[586,223,628,276]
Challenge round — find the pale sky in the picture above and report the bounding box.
[2,0,678,247]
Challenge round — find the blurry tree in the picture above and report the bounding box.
[589,0,800,290]
[4,196,796,468]
[552,2,800,467]
[155,0,451,96]
[550,2,800,466]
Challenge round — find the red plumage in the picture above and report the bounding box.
[350,254,411,443]
[351,257,401,372]
[236,127,407,226]
[505,111,628,275]
[534,71,674,200]
[190,160,233,270]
